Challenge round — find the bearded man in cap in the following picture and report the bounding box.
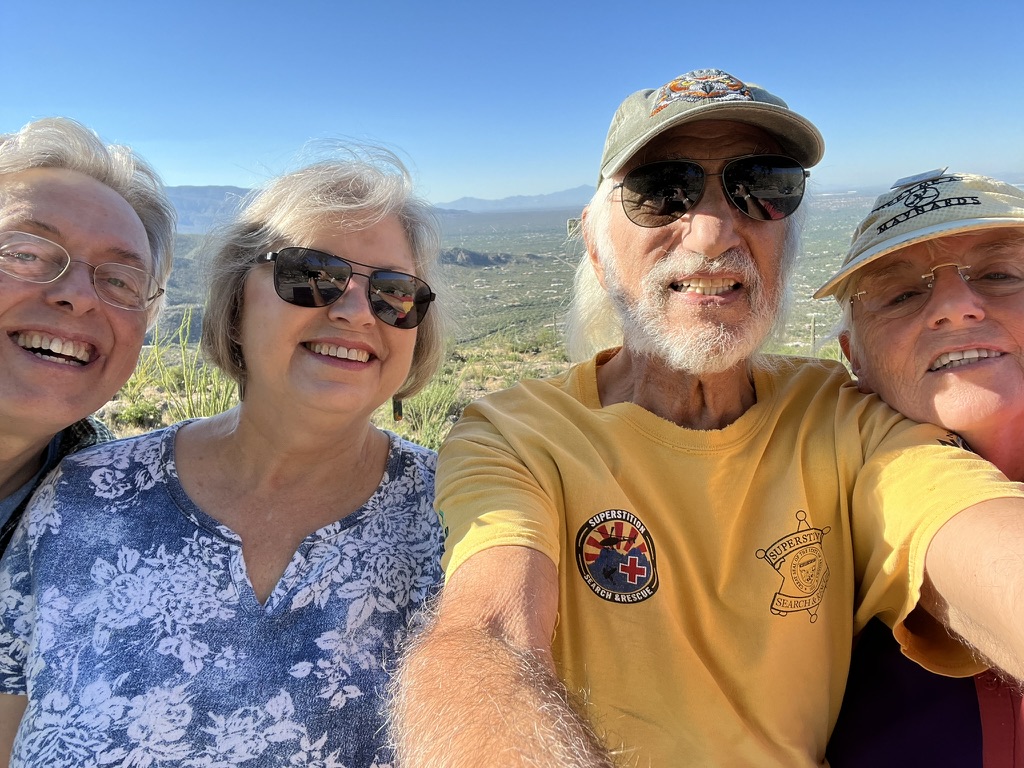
[389,70,1024,767]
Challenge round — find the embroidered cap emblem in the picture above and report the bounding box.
[756,510,831,622]
[575,509,658,603]
[650,68,753,116]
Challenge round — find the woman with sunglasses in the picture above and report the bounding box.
[0,147,447,767]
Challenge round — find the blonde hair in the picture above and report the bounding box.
[200,146,447,400]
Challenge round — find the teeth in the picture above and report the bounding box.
[671,277,738,296]
[16,332,91,364]
[306,342,371,362]
[930,348,1002,371]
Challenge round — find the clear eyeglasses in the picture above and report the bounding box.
[0,230,163,311]
[851,257,1024,320]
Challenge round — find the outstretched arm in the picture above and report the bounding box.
[388,545,617,768]
[0,693,26,768]
[923,498,1024,680]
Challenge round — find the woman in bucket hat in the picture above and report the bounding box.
[819,170,1024,767]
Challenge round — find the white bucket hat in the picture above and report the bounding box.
[815,169,1024,301]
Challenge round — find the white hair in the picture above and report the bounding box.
[565,181,805,367]
[0,117,176,326]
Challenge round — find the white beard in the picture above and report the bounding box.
[605,248,788,375]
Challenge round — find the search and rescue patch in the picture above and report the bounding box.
[756,510,831,622]
[575,509,658,603]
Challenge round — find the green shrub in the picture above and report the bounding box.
[375,366,467,451]
[110,308,237,436]
[118,399,163,429]
[152,308,238,422]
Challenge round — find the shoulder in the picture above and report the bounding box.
[390,433,437,472]
[384,432,439,497]
[758,354,853,390]
[459,362,587,425]
[757,355,901,419]
[61,424,177,469]
[56,416,116,458]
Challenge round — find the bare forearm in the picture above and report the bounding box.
[925,499,1024,680]
[0,693,26,768]
[389,625,617,768]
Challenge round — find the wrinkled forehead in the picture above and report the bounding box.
[622,120,784,172]
[858,228,1024,285]
[0,168,152,269]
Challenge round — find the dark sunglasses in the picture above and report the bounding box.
[256,247,435,330]
[616,154,809,227]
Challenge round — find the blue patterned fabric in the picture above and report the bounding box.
[0,423,442,767]
[0,415,115,552]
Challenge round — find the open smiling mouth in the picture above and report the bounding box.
[670,277,741,296]
[929,348,1003,372]
[305,342,371,363]
[15,332,93,366]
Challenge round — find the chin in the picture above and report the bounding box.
[927,386,1015,428]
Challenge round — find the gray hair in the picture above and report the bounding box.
[200,145,448,400]
[0,117,176,326]
[565,180,804,362]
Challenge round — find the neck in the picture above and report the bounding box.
[0,431,53,501]
[596,346,756,429]
[186,404,389,492]
[960,427,1024,483]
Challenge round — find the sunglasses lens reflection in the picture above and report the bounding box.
[620,155,806,227]
[272,248,433,329]
[619,162,705,228]
[723,155,806,221]
[274,248,349,307]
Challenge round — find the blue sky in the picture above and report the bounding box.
[5,0,1022,203]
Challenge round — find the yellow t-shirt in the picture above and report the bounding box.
[437,352,1024,767]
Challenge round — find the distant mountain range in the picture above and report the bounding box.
[166,177,1024,233]
[165,184,596,233]
[435,185,595,213]
[165,186,248,234]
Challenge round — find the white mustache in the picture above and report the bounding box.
[643,249,762,290]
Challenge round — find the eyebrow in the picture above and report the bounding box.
[858,258,920,284]
[967,235,1024,259]
[13,218,150,270]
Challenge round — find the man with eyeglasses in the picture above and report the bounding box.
[0,118,175,557]
[390,69,1024,766]
[817,171,1024,766]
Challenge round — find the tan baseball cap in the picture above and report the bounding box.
[599,68,824,182]
[814,170,1024,300]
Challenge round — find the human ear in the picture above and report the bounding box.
[839,331,876,394]
[580,206,608,290]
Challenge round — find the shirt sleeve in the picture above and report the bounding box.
[849,416,1024,675]
[436,396,563,579]
[0,513,35,695]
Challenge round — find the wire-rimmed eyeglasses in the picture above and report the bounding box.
[0,230,162,311]
[850,259,1024,320]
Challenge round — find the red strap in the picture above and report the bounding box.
[976,671,1024,768]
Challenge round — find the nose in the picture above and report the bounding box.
[41,261,101,314]
[671,180,745,259]
[327,273,377,326]
[924,266,985,328]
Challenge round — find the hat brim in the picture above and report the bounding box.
[601,101,825,179]
[813,218,1024,300]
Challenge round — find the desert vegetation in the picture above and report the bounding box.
[102,192,865,450]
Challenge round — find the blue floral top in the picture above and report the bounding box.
[0,423,443,767]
